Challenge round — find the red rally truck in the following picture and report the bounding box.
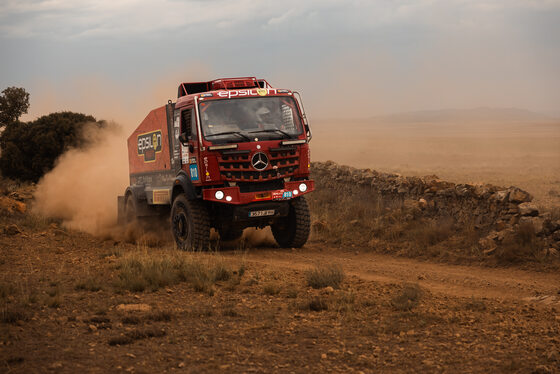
[117,77,314,250]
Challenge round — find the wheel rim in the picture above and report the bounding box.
[173,207,190,243]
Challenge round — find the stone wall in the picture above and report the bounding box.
[311,161,560,255]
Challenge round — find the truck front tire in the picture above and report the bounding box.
[271,197,310,248]
[171,195,210,251]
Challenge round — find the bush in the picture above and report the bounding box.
[391,283,422,311]
[115,252,231,293]
[0,111,101,182]
[305,264,344,289]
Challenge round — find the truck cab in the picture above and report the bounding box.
[118,77,313,250]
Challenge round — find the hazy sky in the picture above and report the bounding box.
[1,0,559,124]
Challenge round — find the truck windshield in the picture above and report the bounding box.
[198,96,303,143]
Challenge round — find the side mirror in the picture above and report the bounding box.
[179,133,189,145]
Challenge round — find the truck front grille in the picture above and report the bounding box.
[217,148,299,182]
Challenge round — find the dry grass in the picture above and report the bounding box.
[406,218,455,249]
[108,327,166,346]
[305,296,329,312]
[75,278,103,292]
[263,282,281,295]
[391,283,422,311]
[308,179,399,246]
[495,222,544,264]
[115,251,233,293]
[0,281,38,324]
[305,264,344,289]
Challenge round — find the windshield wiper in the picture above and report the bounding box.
[248,129,292,139]
[205,131,251,141]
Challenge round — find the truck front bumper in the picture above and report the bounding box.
[202,180,314,205]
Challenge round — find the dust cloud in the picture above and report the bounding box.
[33,122,130,235]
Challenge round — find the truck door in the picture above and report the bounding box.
[177,107,201,183]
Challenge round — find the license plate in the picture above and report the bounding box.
[249,210,275,218]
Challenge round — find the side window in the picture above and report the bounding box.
[191,111,198,140]
[181,109,197,141]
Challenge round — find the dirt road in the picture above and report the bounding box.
[231,244,560,303]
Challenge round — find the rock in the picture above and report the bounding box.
[509,187,532,203]
[519,216,545,235]
[479,238,497,254]
[116,304,151,313]
[323,286,334,293]
[496,228,515,242]
[518,202,539,217]
[4,224,22,236]
[492,190,509,203]
[88,324,97,332]
[321,353,327,359]
[418,198,428,209]
[0,196,26,214]
[495,220,508,231]
[533,365,552,374]
[486,231,499,241]
[546,248,559,257]
[547,349,558,362]
[48,362,63,370]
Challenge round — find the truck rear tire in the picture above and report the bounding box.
[124,194,137,224]
[271,196,310,248]
[171,195,210,251]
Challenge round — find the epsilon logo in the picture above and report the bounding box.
[137,130,163,162]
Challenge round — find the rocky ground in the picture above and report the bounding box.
[1,187,560,373]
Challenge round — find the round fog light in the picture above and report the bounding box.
[299,183,307,192]
[226,196,232,202]
[293,189,299,196]
[215,191,224,200]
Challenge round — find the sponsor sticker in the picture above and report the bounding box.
[152,189,170,205]
[137,130,163,162]
[272,191,283,200]
[216,88,277,99]
[189,164,199,181]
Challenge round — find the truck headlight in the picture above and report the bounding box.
[215,191,224,200]
[299,183,307,192]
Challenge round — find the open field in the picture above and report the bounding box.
[1,216,559,373]
[1,116,559,372]
[312,118,560,209]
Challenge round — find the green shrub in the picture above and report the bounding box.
[0,111,101,181]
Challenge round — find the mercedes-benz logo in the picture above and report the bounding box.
[251,152,269,171]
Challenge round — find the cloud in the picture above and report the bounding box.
[2,0,556,40]
[1,0,559,117]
